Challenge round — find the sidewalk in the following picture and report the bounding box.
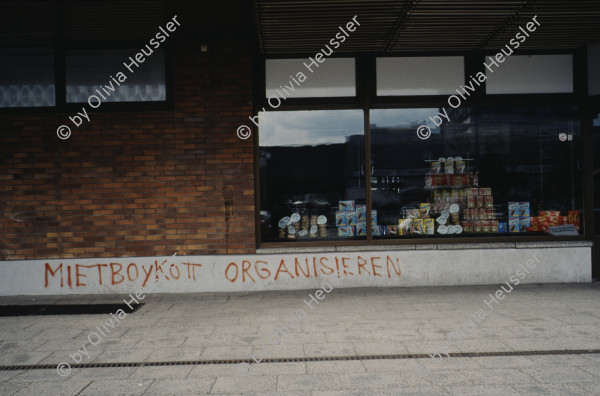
[0,282,599,395]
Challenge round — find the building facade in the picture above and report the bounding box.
[1,1,599,295]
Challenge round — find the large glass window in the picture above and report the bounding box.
[66,49,166,103]
[0,48,55,107]
[259,54,584,245]
[370,106,583,239]
[259,110,365,242]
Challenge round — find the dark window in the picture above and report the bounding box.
[0,48,55,107]
[66,49,166,103]
[259,110,366,242]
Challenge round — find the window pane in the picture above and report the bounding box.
[259,110,366,242]
[376,57,464,96]
[0,48,55,107]
[66,49,166,103]
[265,58,355,98]
[370,106,583,239]
[486,55,573,94]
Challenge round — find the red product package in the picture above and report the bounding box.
[568,211,581,230]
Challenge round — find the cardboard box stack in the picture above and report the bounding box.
[529,210,580,232]
[508,202,530,232]
[337,201,378,236]
[369,209,380,236]
[397,203,435,235]
[336,200,356,236]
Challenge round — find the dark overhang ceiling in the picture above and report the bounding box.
[1,0,599,53]
[253,0,600,54]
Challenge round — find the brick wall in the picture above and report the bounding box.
[0,40,256,260]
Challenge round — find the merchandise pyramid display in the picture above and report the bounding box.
[405,155,502,235]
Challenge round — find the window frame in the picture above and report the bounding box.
[0,43,173,113]
[256,50,591,248]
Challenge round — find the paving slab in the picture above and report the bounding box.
[312,389,449,396]
[305,360,365,374]
[242,361,306,376]
[0,382,28,395]
[335,371,409,390]
[458,367,536,385]
[69,367,137,381]
[128,365,194,380]
[352,341,409,355]
[276,373,343,391]
[444,384,521,396]
[400,368,474,387]
[512,382,595,395]
[0,351,52,366]
[94,348,154,363]
[303,342,356,357]
[141,378,215,396]
[13,379,90,396]
[76,379,153,396]
[211,374,276,393]
[519,366,600,383]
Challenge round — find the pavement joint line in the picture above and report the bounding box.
[2,349,600,371]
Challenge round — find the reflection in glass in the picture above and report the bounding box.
[259,110,365,242]
[66,50,166,103]
[370,107,583,239]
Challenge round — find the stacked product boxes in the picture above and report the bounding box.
[508,202,530,232]
[336,201,378,236]
[336,200,356,236]
[398,203,435,235]
[530,210,581,232]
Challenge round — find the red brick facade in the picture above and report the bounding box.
[0,40,256,260]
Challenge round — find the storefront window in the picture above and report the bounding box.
[259,110,365,242]
[370,106,583,239]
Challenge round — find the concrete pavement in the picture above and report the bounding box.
[0,283,599,395]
